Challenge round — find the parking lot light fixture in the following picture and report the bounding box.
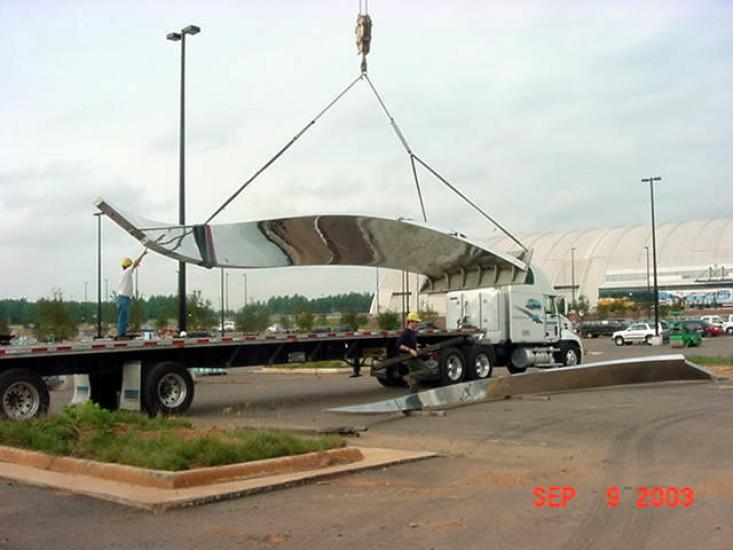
[642,176,662,337]
[167,23,201,334]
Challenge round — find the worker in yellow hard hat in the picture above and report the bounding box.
[395,312,428,393]
[115,250,148,337]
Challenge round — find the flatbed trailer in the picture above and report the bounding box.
[0,328,485,420]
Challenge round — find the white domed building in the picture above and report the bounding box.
[370,218,733,317]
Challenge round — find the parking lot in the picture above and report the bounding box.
[1,337,732,549]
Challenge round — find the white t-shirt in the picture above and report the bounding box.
[117,267,135,298]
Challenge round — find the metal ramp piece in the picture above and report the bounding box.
[327,355,716,414]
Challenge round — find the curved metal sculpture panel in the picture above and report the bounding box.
[95,198,528,290]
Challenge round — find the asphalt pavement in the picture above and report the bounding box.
[1,335,731,549]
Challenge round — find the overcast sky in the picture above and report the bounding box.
[1,0,731,308]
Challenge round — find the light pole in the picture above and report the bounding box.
[570,247,576,311]
[167,23,201,334]
[375,268,380,316]
[220,268,225,336]
[94,213,103,338]
[642,176,662,336]
[644,245,651,316]
[225,271,230,314]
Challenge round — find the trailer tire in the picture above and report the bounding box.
[0,369,49,421]
[466,347,494,380]
[142,362,194,416]
[439,347,466,385]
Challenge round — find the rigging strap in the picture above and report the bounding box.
[205,73,363,224]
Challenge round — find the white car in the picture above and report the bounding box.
[701,315,733,335]
[612,322,664,346]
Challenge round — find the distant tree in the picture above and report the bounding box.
[235,303,271,332]
[154,313,169,331]
[575,295,591,316]
[315,313,329,327]
[34,290,77,342]
[187,291,217,330]
[295,310,314,331]
[0,316,9,334]
[278,315,292,330]
[339,309,367,330]
[377,311,400,330]
[129,300,144,332]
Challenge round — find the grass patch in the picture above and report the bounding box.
[687,355,733,366]
[0,403,343,471]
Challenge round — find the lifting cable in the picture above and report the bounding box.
[205,73,363,225]
[205,4,527,253]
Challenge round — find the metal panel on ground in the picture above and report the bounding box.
[328,355,716,414]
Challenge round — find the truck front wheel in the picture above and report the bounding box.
[0,369,49,421]
[558,344,581,366]
[142,362,195,416]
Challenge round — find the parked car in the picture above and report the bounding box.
[712,314,733,335]
[668,322,703,348]
[700,315,724,327]
[580,319,627,338]
[679,319,711,338]
[705,321,724,337]
[612,322,666,346]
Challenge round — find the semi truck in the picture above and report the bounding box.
[371,266,583,386]
[0,263,583,421]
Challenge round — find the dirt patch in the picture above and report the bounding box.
[707,365,733,376]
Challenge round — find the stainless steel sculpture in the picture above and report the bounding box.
[328,355,716,414]
[95,198,529,291]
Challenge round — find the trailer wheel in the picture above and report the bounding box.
[439,347,466,385]
[142,362,194,416]
[0,369,49,421]
[466,347,494,380]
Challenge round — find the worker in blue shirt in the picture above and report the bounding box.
[396,312,430,392]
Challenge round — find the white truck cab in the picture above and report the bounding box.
[445,266,583,371]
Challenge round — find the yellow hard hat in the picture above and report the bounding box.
[406,312,421,323]
[121,257,133,268]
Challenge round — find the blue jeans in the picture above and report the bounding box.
[116,295,132,336]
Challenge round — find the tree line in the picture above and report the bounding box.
[0,291,375,336]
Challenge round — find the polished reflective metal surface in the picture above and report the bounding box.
[95,198,528,290]
[328,355,716,414]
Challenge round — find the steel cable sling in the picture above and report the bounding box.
[206,4,527,254]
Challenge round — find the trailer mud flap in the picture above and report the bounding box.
[328,354,716,414]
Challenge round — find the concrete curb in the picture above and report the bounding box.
[0,445,363,489]
[0,446,436,512]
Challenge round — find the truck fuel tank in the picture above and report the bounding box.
[511,347,555,368]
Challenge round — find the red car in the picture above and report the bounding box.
[704,321,724,337]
